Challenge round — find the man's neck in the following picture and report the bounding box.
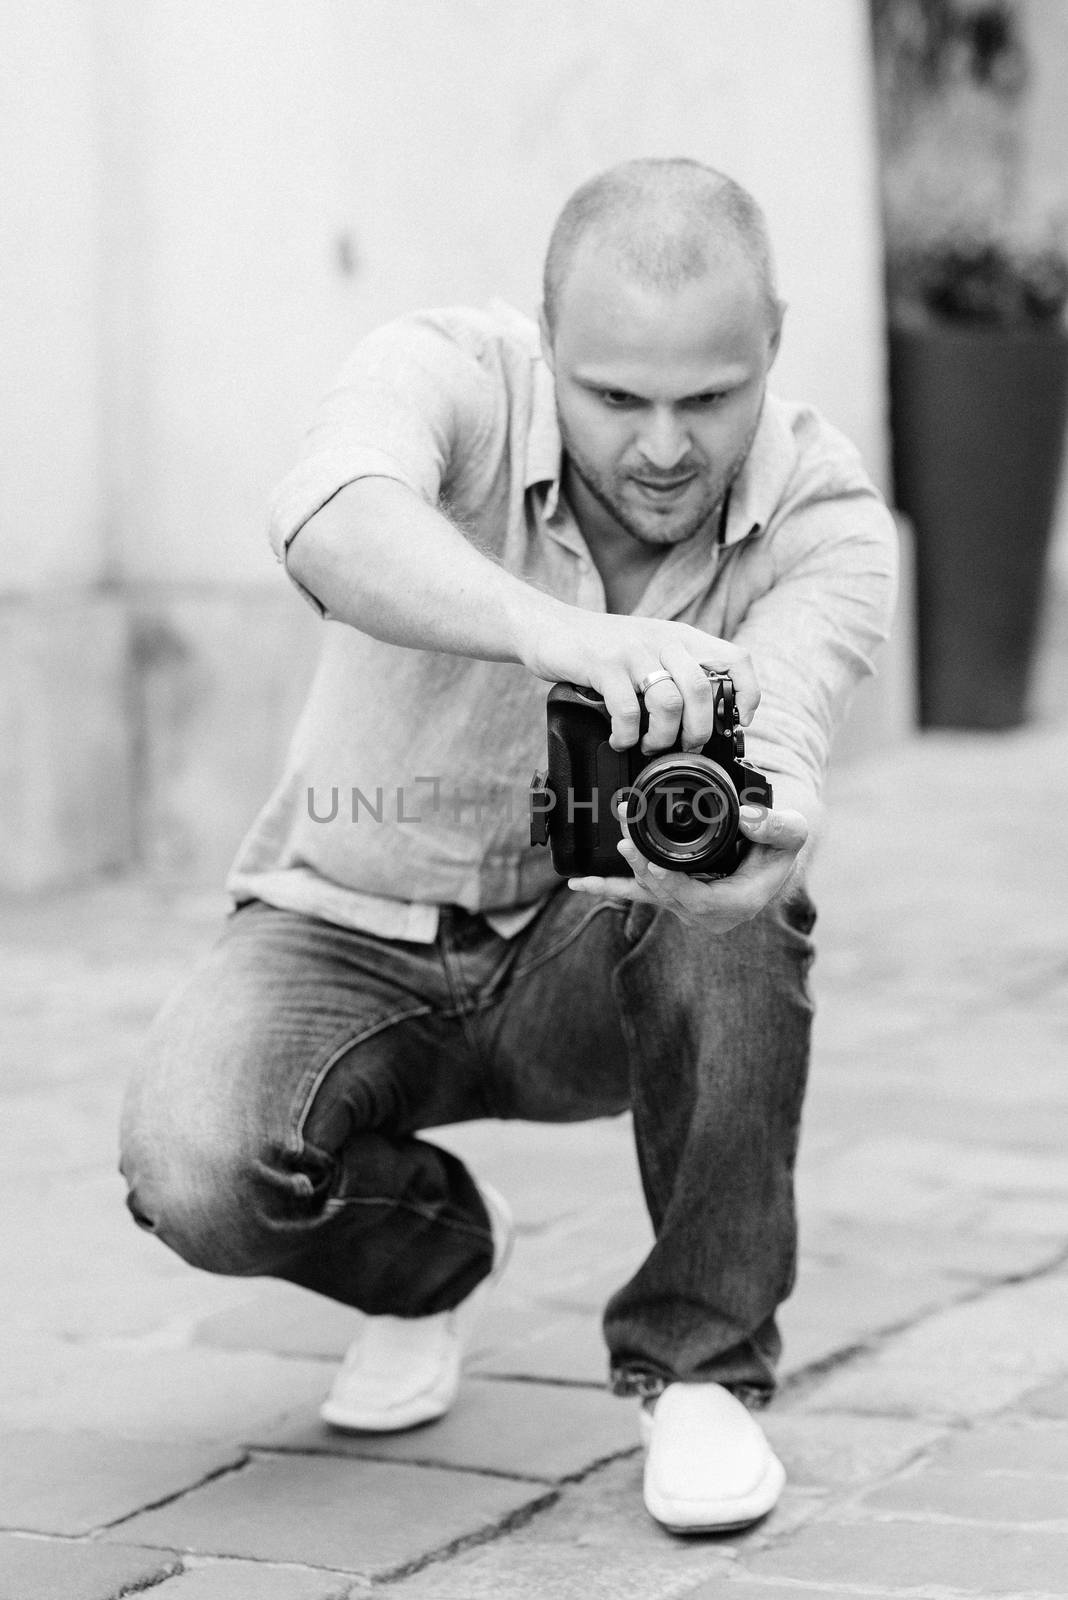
[562,463,666,586]
[562,469,664,613]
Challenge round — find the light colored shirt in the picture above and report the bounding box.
[227,302,898,940]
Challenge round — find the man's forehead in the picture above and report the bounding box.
[551,240,769,363]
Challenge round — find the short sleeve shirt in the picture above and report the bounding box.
[227,302,898,940]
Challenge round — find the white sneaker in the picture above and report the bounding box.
[319,1180,514,1433]
[641,1382,785,1533]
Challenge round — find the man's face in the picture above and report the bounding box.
[542,243,781,549]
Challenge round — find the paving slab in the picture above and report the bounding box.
[758,1412,945,1490]
[466,1304,609,1384]
[738,1516,1068,1595]
[795,1136,1068,1232]
[0,1533,180,1600]
[862,1460,1068,1524]
[103,1454,552,1579]
[803,1079,1068,1161]
[194,1286,364,1360]
[383,1453,740,1599]
[252,1375,639,1481]
[799,1270,1068,1420]
[0,1343,333,1443]
[0,1085,123,1180]
[1023,1380,1068,1420]
[799,1215,1065,1286]
[811,1009,1068,1107]
[921,1421,1068,1478]
[430,1117,646,1231]
[684,1583,902,1600]
[512,1244,652,1317]
[146,1557,354,1598]
[0,1430,243,1536]
[1,1169,254,1342]
[384,1537,737,1600]
[777,1257,959,1377]
[860,1420,1068,1524]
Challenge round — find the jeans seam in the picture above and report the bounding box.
[320,1192,493,1244]
[291,1004,435,1146]
[507,899,627,984]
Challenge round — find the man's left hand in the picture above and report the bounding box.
[567,802,809,931]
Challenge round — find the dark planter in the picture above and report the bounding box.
[889,322,1068,728]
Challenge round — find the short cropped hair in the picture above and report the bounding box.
[542,157,779,334]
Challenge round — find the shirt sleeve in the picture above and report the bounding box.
[268,311,494,613]
[731,488,899,796]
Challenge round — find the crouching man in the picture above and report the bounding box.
[120,158,896,1534]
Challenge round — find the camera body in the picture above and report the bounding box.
[529,672,773,879]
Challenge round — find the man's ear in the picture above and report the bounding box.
[538,304,555,371]
[767,300,787,369]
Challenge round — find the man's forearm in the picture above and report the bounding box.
[763,772,823,879]
[284,475,769,757]
[286,476,561,663]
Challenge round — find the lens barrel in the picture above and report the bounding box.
[623,753,740,873]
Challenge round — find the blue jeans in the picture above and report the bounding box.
[119,884,816,1403]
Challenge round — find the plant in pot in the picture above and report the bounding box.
[870,0,1068,727]
[888,230,1068,728]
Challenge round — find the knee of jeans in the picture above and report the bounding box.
[120,1127,318,1277]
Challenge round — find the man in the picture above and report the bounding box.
[120,158,897,1534]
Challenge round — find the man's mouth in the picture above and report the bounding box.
[630,472,697,496]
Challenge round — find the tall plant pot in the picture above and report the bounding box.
[889,323,1068,728]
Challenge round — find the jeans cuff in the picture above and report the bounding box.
[609,1365,668,1400]
[609,1365,774,1410]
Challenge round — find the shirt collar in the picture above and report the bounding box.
[526,352,564,517]
[721,391,799,545]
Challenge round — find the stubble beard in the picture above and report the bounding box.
[558,414,760,551]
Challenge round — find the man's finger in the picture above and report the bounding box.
[697,643,760,726]
[599,668,643,751]
[656,645,715,750]
[738,804,808,855]
[640,678,685,754]
[567,875,643,901]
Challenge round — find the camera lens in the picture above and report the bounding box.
[624,754,739,873]
[650,786,712,844]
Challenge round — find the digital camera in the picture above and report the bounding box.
[529,671,773,879]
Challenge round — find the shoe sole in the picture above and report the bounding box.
[320,1378,457,1433]
[643,1451,786,1535]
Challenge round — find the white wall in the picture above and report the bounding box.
[0,0,104,592]
[88,0,890,593]
[327,0,888,482]
[95,0,357,587]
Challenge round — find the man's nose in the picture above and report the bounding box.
[636,408,690,471]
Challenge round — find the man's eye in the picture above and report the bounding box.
[599,390,637,408]
[689,392,727,407]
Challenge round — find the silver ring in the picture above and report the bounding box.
[635,669,676,697]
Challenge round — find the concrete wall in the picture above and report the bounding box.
[1,0,899,890]
[326,0,889,484]
[2,0,105,594]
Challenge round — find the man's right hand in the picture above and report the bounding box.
[518,610,760,755]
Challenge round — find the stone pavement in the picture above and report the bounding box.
[1,607,1067,1599]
